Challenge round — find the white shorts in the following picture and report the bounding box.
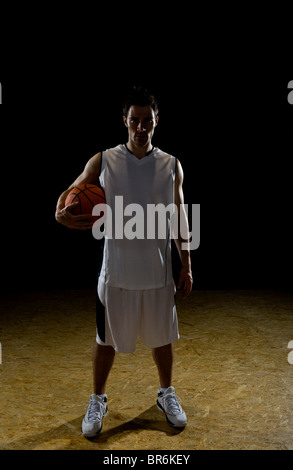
[96,279,180,354]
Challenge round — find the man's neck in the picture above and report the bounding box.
[126,141,153,160]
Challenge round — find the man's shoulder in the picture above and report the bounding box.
[103,144,126,161]
[104,144,125,154]
[155,147,178,162]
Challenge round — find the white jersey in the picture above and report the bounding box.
[99,144,177,290]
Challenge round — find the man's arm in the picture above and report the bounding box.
[55,152,102,230]
[174,159,193,297]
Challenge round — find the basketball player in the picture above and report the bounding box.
[55,87,193,437]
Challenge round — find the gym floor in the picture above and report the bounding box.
[0,289,293,450]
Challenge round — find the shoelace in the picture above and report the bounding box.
[86,398,104,421]
[163,392,182,414]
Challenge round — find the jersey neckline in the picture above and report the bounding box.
[124,143,156,158]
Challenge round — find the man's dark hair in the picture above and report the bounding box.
[123,85,159,117]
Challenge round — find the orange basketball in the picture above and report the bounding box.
[65,184,106,221]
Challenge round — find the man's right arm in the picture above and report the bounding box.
[55,152,102,230]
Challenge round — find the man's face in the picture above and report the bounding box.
[123,105,158,148]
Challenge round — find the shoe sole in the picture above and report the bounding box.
[81,422,103,439]
[157,400,187,429]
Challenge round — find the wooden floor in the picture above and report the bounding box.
[0,289,293,450]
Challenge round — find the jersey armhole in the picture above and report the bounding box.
[100,150,108,173]
[174,157,178,174]
[99,150,107,188]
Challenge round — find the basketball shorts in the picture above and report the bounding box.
[96,278,180,354]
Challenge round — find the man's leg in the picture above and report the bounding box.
[82,342,115,437]
[92,341,115,395]
[152,343,173,388]
[152,343,187,428]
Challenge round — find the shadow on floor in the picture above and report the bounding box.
[3,405,183,450]
[90,405,184,444]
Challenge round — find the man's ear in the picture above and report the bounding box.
[155,115,159,127]
[123,115,128,127]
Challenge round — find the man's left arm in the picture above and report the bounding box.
[173,159,193,298]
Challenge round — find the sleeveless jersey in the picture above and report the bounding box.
[99,144,176,290]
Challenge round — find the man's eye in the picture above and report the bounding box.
[129,118,153,125]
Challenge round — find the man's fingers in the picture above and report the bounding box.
[178,273,193,298]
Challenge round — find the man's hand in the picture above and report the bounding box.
[55,152,102,230]
[177,267,193,298]
[55,202,95,230]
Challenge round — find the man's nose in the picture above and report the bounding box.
[137,120,146,132]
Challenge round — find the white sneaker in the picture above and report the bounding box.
[157,386,187,428]
[82,393,108,437]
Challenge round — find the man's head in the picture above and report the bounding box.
[123,86,159,148]
[123,85,159,118]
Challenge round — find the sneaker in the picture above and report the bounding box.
[82,393,108,437]
[157,386,187,428]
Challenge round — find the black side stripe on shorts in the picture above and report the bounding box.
[96,293,106,343]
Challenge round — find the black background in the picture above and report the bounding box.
[1,26,292,295]
[0,14,292,464]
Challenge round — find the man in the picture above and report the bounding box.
[55,86,193,437]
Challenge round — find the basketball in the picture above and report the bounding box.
[65,184,106,221]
